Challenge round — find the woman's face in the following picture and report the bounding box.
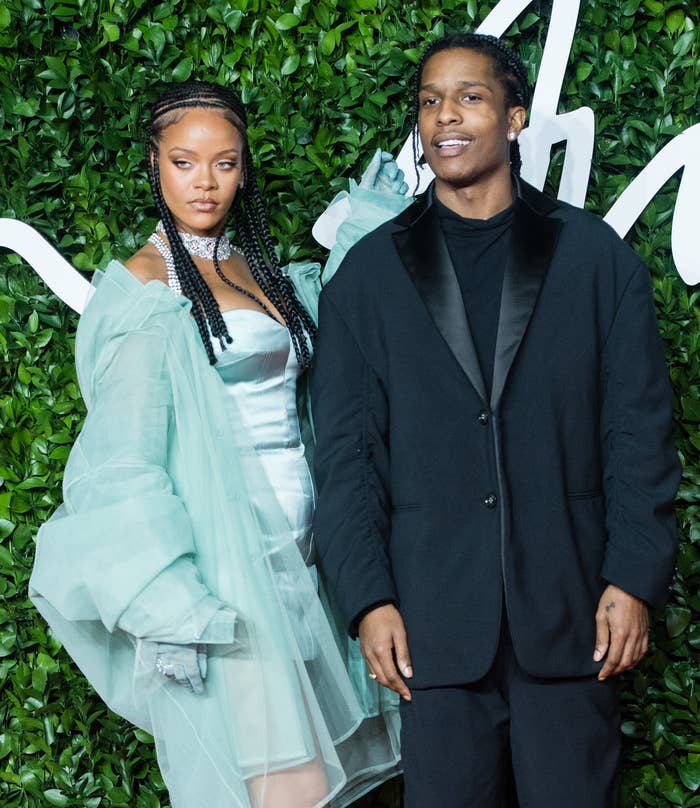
[157,107,245,237]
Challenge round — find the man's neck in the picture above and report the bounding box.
[434,169,514,220]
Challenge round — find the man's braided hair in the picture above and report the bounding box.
[411,33,531,181]
[146,80,316,368]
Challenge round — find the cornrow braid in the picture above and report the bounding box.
[146,80,316,368]
[411,33,531,185]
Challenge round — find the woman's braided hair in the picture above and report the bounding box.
[411,33,531,180]
[146,80,316,368]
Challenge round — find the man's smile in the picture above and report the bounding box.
[432,134,474,156]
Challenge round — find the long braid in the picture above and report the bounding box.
[231,147,316,369]
[147,80,316,369]
[147,152,228,363]
[411,33,531,186]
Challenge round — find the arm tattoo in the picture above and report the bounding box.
[605,601,616,612]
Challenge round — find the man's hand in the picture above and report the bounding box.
[594,584,649,681]
[359,604,413,701]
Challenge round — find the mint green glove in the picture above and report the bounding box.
[155,643,208,694]
[359,148,409,196]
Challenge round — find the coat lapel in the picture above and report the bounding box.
[393,192,487,402]
[490,184,562,410]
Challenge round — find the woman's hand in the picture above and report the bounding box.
[359,148,409,196]
[155,643,208,694]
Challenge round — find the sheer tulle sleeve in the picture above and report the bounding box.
[285,181,413,325]
[320,181,412,285]
[31,324,236,645]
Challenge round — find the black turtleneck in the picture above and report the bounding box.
[435,196,515,397]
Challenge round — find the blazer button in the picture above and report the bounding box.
[477,410,489,425]
[483,493,498,509]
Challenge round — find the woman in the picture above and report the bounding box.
[29,81,409,807]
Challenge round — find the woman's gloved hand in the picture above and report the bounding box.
[155,643,208,694]
[359,148,409,196]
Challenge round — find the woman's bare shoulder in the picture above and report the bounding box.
[123,243,167,285]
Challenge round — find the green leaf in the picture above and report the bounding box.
[31,665,47,693]
[666,607,692,638]
[281,54,300,75]
[275,13,300,30]
[102,22,120,43]
[0,7,12,32]
[621,32,637,56]
[682,396,700,421]
[660,776,687,805]
[0,519,14,540]
[134,728,154,743]
[680,761,700,792]
[43,790,70,807]
[13,100,35,116]
[172,56,193,82]
[665,10,686,34]
[577,63,593,82]
[320,30,336,56]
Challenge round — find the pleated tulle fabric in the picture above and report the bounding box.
[29,183,412,808]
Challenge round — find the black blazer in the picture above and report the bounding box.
[311,179,680,688]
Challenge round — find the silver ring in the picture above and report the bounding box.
[155,658,174,677]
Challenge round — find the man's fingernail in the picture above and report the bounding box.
[593,650,602,661]
[403,665,413,677]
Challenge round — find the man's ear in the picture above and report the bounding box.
[508,106,527,139]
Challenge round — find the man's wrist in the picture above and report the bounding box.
[349,599,397,638]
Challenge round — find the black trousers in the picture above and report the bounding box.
[399,620,621,808]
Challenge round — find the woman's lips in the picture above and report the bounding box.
[190,199,218,212]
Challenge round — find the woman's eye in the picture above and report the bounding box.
[217,161,237,170]
[173,159,190,168]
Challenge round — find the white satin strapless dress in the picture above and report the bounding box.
[212,308,314,557]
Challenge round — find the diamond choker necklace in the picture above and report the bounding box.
[156,221,236,261]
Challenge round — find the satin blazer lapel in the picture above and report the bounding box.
[393,199,487,402]
[490,198,562,410]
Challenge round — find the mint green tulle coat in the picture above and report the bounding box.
[29,185,412,808]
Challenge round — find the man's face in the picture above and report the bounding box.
[418,48,524,192]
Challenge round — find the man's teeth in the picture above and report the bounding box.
[437,139,471,148]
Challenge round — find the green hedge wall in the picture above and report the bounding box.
[0,1,698,805]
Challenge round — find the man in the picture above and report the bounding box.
[311,33,680,807]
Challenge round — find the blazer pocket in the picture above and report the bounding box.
[392,504,422,513]
[567,489,603,501]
